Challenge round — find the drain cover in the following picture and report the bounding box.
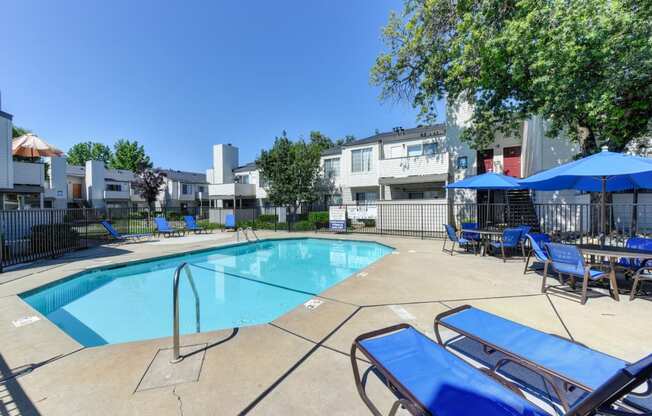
[136,344,206,391]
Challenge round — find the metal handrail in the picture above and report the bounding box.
[247,227,260,241]
[171,262,201,363]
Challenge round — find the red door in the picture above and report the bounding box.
[477,149,494,174]
[503,146,522,178]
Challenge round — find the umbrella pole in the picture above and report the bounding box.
[600,176,606,246]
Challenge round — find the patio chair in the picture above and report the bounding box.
[542,242,614,305]
[154,217,184,237]
[224,214,236,231]
[352,319,652,416]
[442,224,478,255]
[100,220,150,242]
[516,225,532,256]
[488,228,523,262]
[523,233,551,274]
[183,215,209,234]
[433,305,652,414]
[618,237,652,274]
[630,266,652,301]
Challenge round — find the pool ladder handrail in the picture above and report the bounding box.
[237,227,259,243]
[171,262,201,363]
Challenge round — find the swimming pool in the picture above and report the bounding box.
[21,238,392,347]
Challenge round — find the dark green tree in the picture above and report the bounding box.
[309,131,334,151]
[110,139,152,172]
[335,134,356,146]
[256,132,322,214]
[67,142,113,165]
[371,0,652,155]
[12,126,30,138]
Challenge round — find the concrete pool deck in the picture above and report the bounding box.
[0,231,650,415]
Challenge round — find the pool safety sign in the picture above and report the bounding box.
[329,206,346,231]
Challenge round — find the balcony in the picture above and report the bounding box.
[130,189,145,201]
[379,153,449,180]
[208,183,256,199]
[13,162,45,186]
[104,189,130,200]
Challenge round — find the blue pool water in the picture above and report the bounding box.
[21,238,392,347]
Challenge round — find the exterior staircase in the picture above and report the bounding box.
[505,189,539,229]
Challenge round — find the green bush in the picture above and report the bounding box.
[257,214,278,223]
[197,220,223,230]
[308,211,329,228]
[166,212,183,221]
[31,224,80,253]
[292,220,314,231]
[360,219,376,227]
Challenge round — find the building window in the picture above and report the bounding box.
[181,184,193,195]
[408,192,424,200]
[355,191,378,202]
[236,175,250,184]
[351,148,373,173]
[323,158,340,178]
[106,184,122,192]
[457,156,468,169]
[407,144,422,157]
[423,142,438,155]
[197,185,206,195]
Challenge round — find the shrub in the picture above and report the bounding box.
[308,211,329,228]
[257,214,278,223]
[197,220,223,230]
[31,224,80,253]
[360,219,376,228]
[166,212,183,221]
[292,220,314,231]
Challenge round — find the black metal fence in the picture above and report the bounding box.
[210,202,652,243]
[0,206,208,271]
[2,202,651,271]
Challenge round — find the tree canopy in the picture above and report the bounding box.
[12,126,30,138]
[132,168,165,210]
[67,142,113,166]
[109,139,152,173]
[256,132,323,211]
[371,0,652,155]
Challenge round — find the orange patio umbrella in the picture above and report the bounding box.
[12,134,64,158]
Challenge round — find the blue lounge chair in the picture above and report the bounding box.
[154,217,184,237]
[183,215,208,234]
[489,228,523,262]
[433,305,652,414]
[442,224,478,255]
[543,242,615,305]
[353,318,652,415]
[523,233,551,274]
[224,214,236,231]
[100,220,150,242]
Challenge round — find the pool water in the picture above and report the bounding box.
[21,238,392,346]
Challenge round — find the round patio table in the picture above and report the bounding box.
[462,229,504,256]
[577,244,652,301]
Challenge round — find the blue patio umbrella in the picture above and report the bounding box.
[519,147,652,236]
[446,172,523,190]
[447,172,523,225]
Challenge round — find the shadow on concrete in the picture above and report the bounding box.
[0,353,42,416]
[181,327,240,361]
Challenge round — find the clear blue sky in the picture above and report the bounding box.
[1,1,442,172]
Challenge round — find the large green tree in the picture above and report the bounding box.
[12,126,30,138]
[67,141,113,165]
[371,0,652,155]
[256,132,322,213]
[110,139,152,172]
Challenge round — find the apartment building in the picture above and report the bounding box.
[206,109,579,208]
[157,169,208,210]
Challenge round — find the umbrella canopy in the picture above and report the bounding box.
[519,148,652,191]
[447,172,523,190]
[12,134,64,158]
[519,147,652,241]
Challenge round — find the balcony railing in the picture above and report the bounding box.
[378,153,449,179]
[13,162,45,186]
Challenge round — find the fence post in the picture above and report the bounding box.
[85,208,89,249]
[50,209,56,258]
[421,205,424,239]
[0,227,4,273]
